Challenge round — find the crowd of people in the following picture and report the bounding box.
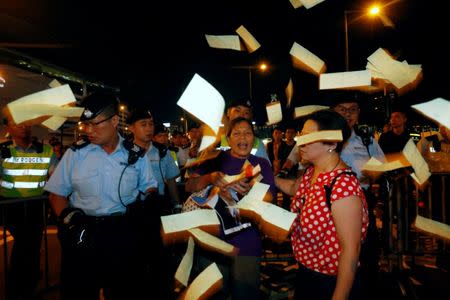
[1,89,449,300]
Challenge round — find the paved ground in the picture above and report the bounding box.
[2,227,449,300]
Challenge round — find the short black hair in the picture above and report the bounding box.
[226,117,255,137]
[307,109,351,153]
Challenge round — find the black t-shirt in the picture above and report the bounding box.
[378,130,411,154]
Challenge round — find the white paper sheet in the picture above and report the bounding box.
[411,98,450,129]
[297,130,342,146]
[175,237,195,287]
[319,70,371,90]
[266,101,283,125]
[290,42,326,75]
[285,78,294,108]
[176,74,225,134]
[205,34,241,51]
[235,25,261,53]
[294,105,329,118]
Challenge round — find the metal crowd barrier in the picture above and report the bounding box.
[385,171,450,269]
[0,195,56,300]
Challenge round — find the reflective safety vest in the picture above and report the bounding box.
[219,134,259,155]
[0,145,53,198]
[169,150,178,167]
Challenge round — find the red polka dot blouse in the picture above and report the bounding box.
[290,167,369,275]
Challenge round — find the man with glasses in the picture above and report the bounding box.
[44,92,157,299]
[332,91,385,297]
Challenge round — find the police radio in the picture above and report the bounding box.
[122,139,145,165]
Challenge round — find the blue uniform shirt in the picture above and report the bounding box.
[341,129,385,189]
[146,144,180,195]
[44,135,157,216]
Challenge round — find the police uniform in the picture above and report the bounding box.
[44,92,157,299]
[0,138,56,299]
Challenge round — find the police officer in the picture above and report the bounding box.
[44,92,157,300]
[127,109,181,299]
[127,110,180,211]
[0,113,57,299]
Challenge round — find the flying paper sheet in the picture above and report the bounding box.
[289,0,303,9]
[235,182,271,210]
[402,139,431,185]
[175,237,195,287]
[266,101,283,125]
[411,98,450,129]
[362,157,409,172]
[302,0,326,9]
[199,135,218,152]
[41,116,70,131]
[7,84,77,125]
[236,183,296,242]
[290,42,326,75]
[414,215,450,241]
[179,263,223,300]
[161,209,220,244]
[204,34,242,51]
[285,78,294,108]
[177,74,225,134]
[235,25,261,53]
[378,13,395,28]
[294,105,329,118]
[367,48,422,91]
[297,130,342,146]
[188,228,237,256]
[319,70,371,90]
[48,79,62,88]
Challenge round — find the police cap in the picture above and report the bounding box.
[126,108,153,124]
[154,123,168,136]
[226,98,252,110]
[80,92,118,121]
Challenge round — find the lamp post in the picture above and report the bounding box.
[232,62,268,101]
[344,5,381,71]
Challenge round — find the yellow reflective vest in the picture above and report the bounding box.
[1,144,53,198]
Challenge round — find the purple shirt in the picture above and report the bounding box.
[193,150,276,256]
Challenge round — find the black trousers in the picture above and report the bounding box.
[1,199,44,299]
[294,264,361,300]
[59,216,147,300]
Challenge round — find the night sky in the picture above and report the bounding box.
[1,0,448,128]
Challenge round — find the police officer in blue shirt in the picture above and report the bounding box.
[44,92,157,300]
[332,91,385,298]
[127,108,181,299]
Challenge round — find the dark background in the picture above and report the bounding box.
[0,0,448,128]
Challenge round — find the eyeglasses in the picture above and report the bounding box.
[80,115,114,128]
[335,105,359,115]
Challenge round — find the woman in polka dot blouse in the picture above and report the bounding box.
[276,110,369,300]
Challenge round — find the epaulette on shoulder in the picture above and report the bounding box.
[70,138,90,151]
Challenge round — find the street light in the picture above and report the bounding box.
[344,4,381,71]
[232,62,269,101]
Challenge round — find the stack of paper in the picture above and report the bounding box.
[160,209,221,245]
[366,48,423,94]
[290,42,326,75]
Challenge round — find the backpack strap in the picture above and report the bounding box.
[323,171,357,210]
